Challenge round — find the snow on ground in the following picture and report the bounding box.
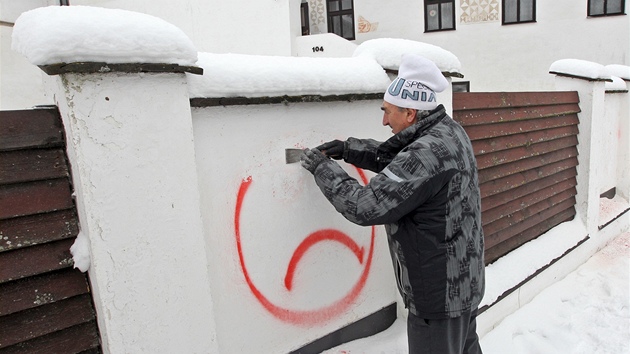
[481,232,630,354]
[323,232,630,354]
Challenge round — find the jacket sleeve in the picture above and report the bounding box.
[343,137,389,173]
[313,146,453,226]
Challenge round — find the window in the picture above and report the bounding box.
[503,0,536,24]
[327,0,355,40]
[588,0,626,16]
[301,2,310,35]
[425,0,456,32]
[452,82,470,93]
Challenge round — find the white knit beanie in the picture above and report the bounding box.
[384,54,449,111]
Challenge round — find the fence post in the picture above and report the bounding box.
[41,66,219,353]
[441,75,454,117]
[612,87,630,201]
[550,62,611,235]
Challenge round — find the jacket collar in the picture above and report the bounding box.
[378,105,447,157]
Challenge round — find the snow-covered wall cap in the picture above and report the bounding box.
[605,64,630,81]
[606,76,628,91]
[352,38,462,76]
[549,59,612,81]
[11,6,197,66]
[187,52,391,98]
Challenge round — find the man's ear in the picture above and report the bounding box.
[406,108,417,123]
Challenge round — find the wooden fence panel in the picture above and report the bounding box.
[0,108,101,353]
[454,91,580,264]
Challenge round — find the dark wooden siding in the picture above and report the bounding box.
[0,108,101,353]
[453,92,580,264]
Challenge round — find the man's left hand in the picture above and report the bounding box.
[300,148,327,174]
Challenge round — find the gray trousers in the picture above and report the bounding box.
[407,308,482,354]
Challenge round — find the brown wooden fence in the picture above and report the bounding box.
[0,107,101,353]
[453,91,581,264]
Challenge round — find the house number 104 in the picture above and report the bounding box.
[312,46,324,52]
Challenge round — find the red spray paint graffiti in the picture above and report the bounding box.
[234,169,375,325]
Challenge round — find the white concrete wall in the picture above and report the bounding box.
[601,91,624,195]
[556,76,607,235]
[44,71,220,353]
[37,62,627,353]
[0,24,49,109]
[294,33,358,57]
[192,100,398,353]
[616,88,630,201]
[0,0,53,109]
[69,0,300,56]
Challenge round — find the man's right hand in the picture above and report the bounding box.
[316,140,345,160]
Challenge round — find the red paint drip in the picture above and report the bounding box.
[234,168,373,326]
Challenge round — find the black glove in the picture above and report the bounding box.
[300,148,327,174]
[316,140,345,160]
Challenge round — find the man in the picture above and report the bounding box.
[300,54,485,354]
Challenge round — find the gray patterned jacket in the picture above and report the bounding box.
[311,105,485,319]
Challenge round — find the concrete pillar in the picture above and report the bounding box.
[613,85,630,201]
[551,72,609,235]
[42,64,219,353]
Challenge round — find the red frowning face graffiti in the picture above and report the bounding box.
[234,168,375,325]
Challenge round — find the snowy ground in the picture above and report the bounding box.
[323,232,630,354]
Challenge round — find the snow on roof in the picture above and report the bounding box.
[549,59,611,80]
[187,52,391,98]
[353,38,462,74]
[11,5,197,66]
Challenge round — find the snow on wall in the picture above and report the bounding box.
[353,38,461,74]
[187,52,391,98]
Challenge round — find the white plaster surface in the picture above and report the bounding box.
[600,90,624,195]
[553,76,607,235]
[353,0,628,92]
[294,33,358,58]
[192,100,398,353]
[0,25,49,109]
[48,72,219,353]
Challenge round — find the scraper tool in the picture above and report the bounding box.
[285,148,304,164]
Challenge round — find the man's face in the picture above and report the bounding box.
[381,101,417,134]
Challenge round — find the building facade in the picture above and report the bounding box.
[1,0,628,106]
